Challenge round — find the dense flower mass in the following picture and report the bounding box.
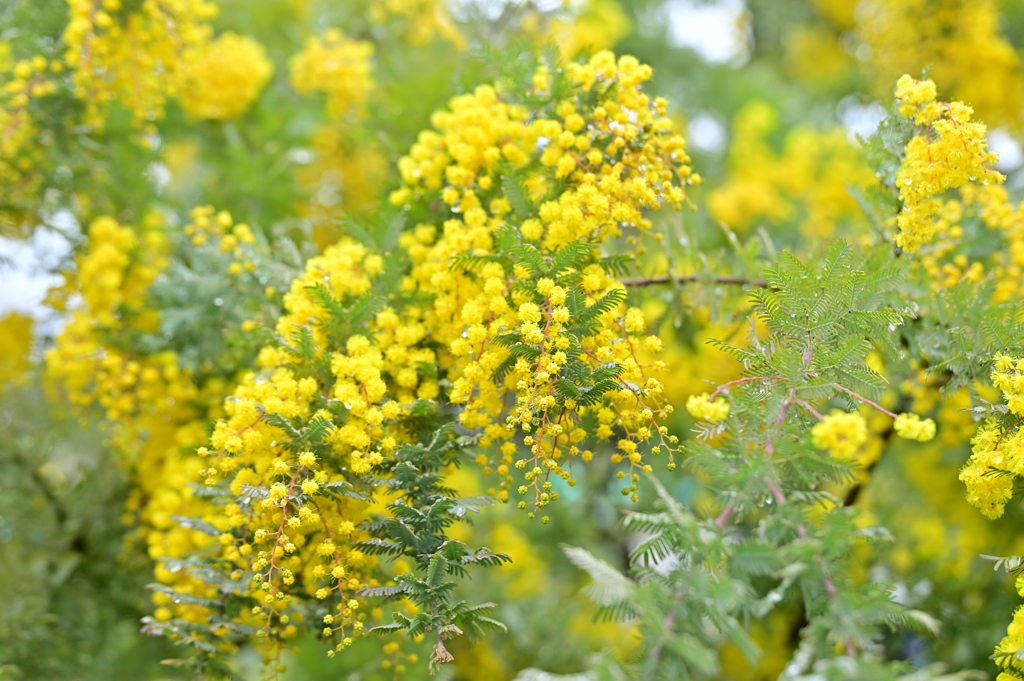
[811,410,868,458]
[44,207,286,644]
[686,392,730,423]
[0,54,57,232]
[893,412,937,442]
[179,32,273,120]
[19,2,1024,678]
[64,0,217,128]
[858,0,1024,130]
[112,49,698,661]
[290,30,374,117]
[960,355,1024,519]
[996,605,1024,679]
[893,74,1003,252]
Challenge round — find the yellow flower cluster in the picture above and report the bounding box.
[940,184,1024,301]
[959,355,1024,519]
[811,410,868,458]
[0,55,59,233]
[45,210,273,639]
[893,412,936,442]
[996,606,1024,678]
[179,32,274,120]
[64,0,218,129]
[858,0,1024,131]
[903,179,1024,300]
[171,239,395,657]
[51,216,166,334]
[290,30,374,117]
[391,51,693,504]
[707,101,874,237]
[988,355,1024,417]
[686,392,730,423]
[959,419,1015,519]
[42,215,196,453]
[183,204,258,275]
[148,50,692,658]
[1,54,58,119]
[893,74,1003,253]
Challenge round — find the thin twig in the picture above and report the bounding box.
[832,383,898,419]
[621,273,770,288]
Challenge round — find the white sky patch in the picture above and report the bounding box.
[837,95,886,141]
[687,112,726,153]
[989,128,1024,173]
[665,0,749,65]
[0,212,77,334]
[147,162,172,194]
[448,0,510,20]
[449,0,563,20]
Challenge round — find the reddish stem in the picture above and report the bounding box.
[792,399,824,421]
[714,504,733,528]
[832,383,897,419]
[708,376,777,402]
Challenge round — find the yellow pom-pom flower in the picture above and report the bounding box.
[686,392,730,423]
[811,410,868,458]
[290,29,374,117]
[995,605,1024,676]
[179,32,274,120]
[893,413,936,442]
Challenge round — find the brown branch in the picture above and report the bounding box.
[621,273,770,288]
[994,417,1024,452]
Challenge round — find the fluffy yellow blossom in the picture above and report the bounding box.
[961,355,1024,518]
[894,75,937,117]
[64,50,692,660]
[290,30,374,117]
[893,412,936,442]
[384,50,694,503]
[179,32,273,120]
[686,392,730,423]
[995,605,1024,675]
[43,214,246,631]
[992,353,1024,416]
[811,410,868,458]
